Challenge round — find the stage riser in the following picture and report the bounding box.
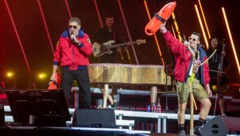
[0,104,4,126]
[0,129,128,136]
[1,88,240,116]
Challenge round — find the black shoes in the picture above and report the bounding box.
[179,130,186,136]
[178,126,203,136]
[194,125,203,136]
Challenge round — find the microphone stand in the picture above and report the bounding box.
[165,63,169,111]
[213,78,221,115]
[213,42,226,115]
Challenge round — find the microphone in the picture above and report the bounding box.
[70,32,75,41]
[70,32,77,44]
[198,44,205,48]
[184,41,190,46]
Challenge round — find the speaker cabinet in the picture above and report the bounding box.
[201,116,240,136]
[0,104,4,126]
[73,109,116,128]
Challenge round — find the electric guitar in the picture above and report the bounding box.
[92,39,146,57]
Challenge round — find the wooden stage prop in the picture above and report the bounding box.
[88,63,171,108]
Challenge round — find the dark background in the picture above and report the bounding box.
[0,0,239,90]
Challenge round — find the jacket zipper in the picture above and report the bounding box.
[72,43,75,69]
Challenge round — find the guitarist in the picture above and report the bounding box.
[93,16,128,108]
[94,16,122,63]
[206,37,230,116]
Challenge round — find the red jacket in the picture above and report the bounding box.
[163,31,210,87]
[53,29,92,70]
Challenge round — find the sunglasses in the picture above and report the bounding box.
[69,25,78,29]
[188,37,198,41]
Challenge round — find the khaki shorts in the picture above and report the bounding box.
[176,77,209,104]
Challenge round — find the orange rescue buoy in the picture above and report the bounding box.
[48,72,61,90]
[145,1,176,36]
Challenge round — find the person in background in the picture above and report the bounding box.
[50,17,92,108]
[206,37,229,116]
[94,16,130,63]
[93,16,130,108]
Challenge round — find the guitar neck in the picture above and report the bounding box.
[108,41,136,49]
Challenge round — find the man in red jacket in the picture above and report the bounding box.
[50,17,93,108]
[160,22,212,136]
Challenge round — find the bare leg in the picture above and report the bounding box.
[101,85,116,108]
[102,84,109,108]
[111,86,118,105]
[199,98,212,120]
[218,94,226,116]
[178,103,187,124]
[150,86,157,105]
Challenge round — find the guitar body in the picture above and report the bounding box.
[103,40,115,46]
[93,40,115,57]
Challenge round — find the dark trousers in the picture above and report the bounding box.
[61,67,91,108]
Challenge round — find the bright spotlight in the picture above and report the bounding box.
[6,71,14,78]
[38,73,47,80]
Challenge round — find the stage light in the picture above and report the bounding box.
[37,0,54,55]
[64,0,72,18]
[221,7,240,77]
[143,0,165,65]
[118,0,140,64]
[194,4,209,48]
[4,0,36,89]
[38,73,47,80]
[94,0,103,28]
[212,85,217,91]
[6,71,14,78]
[171,12,182,42]
[197,0,211,39]
[4,0,31,73]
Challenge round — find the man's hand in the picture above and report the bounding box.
[50,73,56,81]
[160,21,167,33]
[118,47,124,60]
[70,33,81,45]
[50,65,58,82]
[161,21,166,27]
[221,50,226,56]
[205,84,212,97]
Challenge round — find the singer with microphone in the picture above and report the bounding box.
[160,22,212,135]
[50,17,93,108]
